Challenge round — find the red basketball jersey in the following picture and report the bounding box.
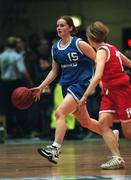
[98,43,130,89]
[99,43,131,120]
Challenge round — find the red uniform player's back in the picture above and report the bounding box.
[99,43,130,89]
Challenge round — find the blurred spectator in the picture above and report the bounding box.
[0,36,32,138]
[0,40,6,143]
[38,58,52,137]
[31,57,55,139]
[16,35,33,87]
[24,33,40,83]
[37,39,51,59]
[0,40,5,54]
[16,35,27,57]
[24,37,52,138]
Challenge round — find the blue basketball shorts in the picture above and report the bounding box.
[62,81,90,102]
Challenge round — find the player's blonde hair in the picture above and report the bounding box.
[86,21,109,43]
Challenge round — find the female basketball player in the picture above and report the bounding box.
[31,16,118,165]
[31,16,105,163]
[80,21,131,169]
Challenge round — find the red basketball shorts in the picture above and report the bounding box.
[99,86,131,123]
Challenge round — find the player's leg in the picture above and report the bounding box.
[101,86,131,169]
[99,112,120,155]
[37,93,78,164]
[121,120,131,139]
[54,93,78,144]
[74,104,119,137]
[114,86,131,139]
[74,104,101,135]
[99,112,125,169]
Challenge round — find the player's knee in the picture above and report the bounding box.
[55,108,66,119]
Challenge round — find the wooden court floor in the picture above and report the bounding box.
[0,138,131,179]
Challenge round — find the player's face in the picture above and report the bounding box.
[56,18,72,38]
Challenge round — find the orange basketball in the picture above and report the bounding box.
[11,87,34,110]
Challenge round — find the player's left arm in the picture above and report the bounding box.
[79,49,107,105]
[78,41,96,61]
[119,52,131,69]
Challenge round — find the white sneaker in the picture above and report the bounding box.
[100,156,125,170]
[37,145,61,164]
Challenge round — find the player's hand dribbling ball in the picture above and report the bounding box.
[11,87,34,110]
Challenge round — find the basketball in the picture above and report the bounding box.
[11,87,34,110]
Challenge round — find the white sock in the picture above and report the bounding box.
[52,142,61,149]
[113,129,119,142]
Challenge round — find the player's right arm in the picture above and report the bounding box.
[39,59,59,90]
[31,59,59,101]
[120,52,131,68]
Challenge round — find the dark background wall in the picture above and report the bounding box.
[0,0,131,49]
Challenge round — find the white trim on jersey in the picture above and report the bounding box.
[57,37,73,50]
[121,119,131,123]
[99,110,116,114]
[98,46,110,62]
[51,47,54,58]
[76,38,83,54]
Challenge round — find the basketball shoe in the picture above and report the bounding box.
[37,145,61,164]
[100,156,125,169]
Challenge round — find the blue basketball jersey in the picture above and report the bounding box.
[52,36,94,85]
